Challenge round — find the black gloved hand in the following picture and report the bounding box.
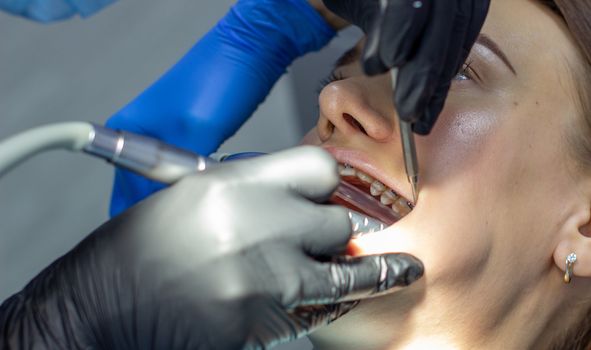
[0,146,423,350]
[323,0,490,134]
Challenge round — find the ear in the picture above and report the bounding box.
[554,207,591,280]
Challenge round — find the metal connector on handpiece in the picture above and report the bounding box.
[84,124,214,184]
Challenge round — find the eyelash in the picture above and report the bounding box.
[454,60,475,81]
[318,71,345,93]
[318,60,475,92]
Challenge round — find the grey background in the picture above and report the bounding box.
[0,1,360,348]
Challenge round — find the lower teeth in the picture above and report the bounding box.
[330,179,403,226]
[380,191,396,205]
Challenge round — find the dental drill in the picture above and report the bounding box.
[0,122,397,236]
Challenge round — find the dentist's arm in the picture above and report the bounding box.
[107,0,338,217]
[0,147,423,349]
[0,0,116,22]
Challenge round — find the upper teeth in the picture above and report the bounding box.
[357,171,374,184]
[338,164,356,177]
[380,190,397,205]
[338,164,413,215]
[370,181,385,196]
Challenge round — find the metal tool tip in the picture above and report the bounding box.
[411,180,418,204]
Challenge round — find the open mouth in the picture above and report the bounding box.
[330,163,414,235]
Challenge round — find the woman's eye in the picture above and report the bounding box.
[453,61,474,81]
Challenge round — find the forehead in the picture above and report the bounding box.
[485,0,578,79]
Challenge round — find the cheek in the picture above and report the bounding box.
[349,194,495,287]
[420,104,503,183]
[351,104,513,285]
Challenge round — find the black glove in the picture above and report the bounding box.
[323,0,490,134]
[0,146,423,350]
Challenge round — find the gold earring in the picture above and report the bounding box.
[564,253,577,284]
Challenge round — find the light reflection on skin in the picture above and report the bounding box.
[300,0,591,349]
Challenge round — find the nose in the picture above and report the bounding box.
[316,76,395,142]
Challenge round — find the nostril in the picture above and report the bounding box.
[318,118,336,141]
[343,114,368,135]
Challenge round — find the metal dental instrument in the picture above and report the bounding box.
[83,124,215,182]
[390,69,419,204]
[400,121,419,203]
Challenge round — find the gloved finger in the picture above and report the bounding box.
[413,0,490,135]
[412,0,472,134]
[362,0,431,75]
[287,302,360,336]
[413,81,449,135]
[249,146,340,202]
[296,253,424,306]
[463,0,490,53]
[322,0,373,29]
[298,204,352,257]
[394,0,457,124]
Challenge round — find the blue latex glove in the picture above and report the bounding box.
[0,0,115,22]
[107,0,336,217]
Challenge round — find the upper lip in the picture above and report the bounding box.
[322,146,415,205]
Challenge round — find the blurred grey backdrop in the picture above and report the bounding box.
[0,1,360,348]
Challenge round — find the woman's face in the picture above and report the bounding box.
[303,0,590,347]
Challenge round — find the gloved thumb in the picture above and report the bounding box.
[246,146,340,202]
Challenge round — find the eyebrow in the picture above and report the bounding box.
[334,34,518,76]
[476,34,517,75]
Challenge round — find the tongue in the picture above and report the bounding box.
[330,180,401,226]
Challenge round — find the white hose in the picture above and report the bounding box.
[0,122,94,177]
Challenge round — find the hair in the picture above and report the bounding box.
[538,1,591,349]
[543,1,591,171]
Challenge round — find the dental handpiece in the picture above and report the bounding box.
[0,122,387,236]
[83,124,215,182]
